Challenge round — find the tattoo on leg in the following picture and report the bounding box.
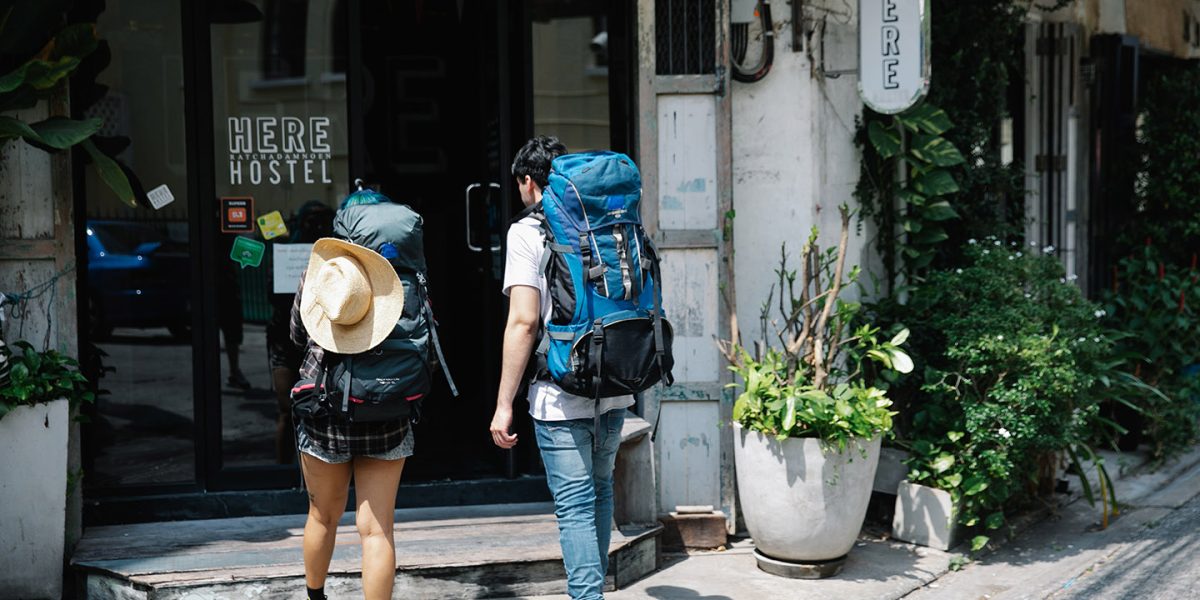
[308,490,317,504]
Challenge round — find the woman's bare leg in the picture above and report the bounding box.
[301,453,353,590]
[352,457,406,600]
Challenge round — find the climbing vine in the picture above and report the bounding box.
[855,104,964,293]
[856,0,1032,292]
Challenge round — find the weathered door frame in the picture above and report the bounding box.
[636,0,737,531]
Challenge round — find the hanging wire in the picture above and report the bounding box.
[0,263,75,350]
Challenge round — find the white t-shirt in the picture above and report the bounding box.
[502,213,635,421]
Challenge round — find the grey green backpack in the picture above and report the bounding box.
[294,191,457,423]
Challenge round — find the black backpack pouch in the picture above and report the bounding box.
[323,344,431,423]
[290,378,331,420]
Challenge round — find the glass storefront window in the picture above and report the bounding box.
[83,1,195,488]
[532,2,612,152]
[210,0,349,468]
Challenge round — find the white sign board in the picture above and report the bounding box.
[273,243,313,294]
[859,0,930,114]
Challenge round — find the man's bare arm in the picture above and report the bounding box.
[489,285,541,449]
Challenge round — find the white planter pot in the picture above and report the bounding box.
[734,424,882,562]
[0,399,69,599]
[891,480,962,551]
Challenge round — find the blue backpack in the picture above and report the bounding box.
[528,151,675,398]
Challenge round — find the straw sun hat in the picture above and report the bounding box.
[300,238,404,354]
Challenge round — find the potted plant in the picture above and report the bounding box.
[720,207,912,577]
[0,340,94,598]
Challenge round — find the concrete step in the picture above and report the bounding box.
[73,502,661,599]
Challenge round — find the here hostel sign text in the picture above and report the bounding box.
[227,117,333,186]
[859,0,930,114]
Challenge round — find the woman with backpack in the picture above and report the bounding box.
[289,188,444,600]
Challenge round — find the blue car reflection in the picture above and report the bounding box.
[86,221,191,340]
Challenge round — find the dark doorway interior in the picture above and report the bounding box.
[353,0,533,481]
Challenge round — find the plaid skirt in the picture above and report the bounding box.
[296,416,413,464]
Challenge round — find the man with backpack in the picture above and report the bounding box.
[490,136,673,600]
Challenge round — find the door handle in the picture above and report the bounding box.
[465,182,502,253]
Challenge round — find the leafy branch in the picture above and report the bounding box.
[0,6,135,206]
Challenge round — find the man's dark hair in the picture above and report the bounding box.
[511,135,567,189]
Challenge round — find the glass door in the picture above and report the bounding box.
[205,0,351,487]
[352,0,522,482]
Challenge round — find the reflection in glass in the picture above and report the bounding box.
[532,2,611,151]
[83,2,195,488]
[211,0,349,468]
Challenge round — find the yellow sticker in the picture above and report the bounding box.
[257,210,289,240]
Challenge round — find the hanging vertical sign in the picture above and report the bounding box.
[858,0,931,114]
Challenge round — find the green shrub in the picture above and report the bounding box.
[0,341,94,421]
[897,239,1115,548]
[1101,244,1200,460]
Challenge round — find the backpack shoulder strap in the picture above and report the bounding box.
[510,200,545,226]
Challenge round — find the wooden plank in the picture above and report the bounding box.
[650,381,724,403]
[655,228,718,249]
[657,95,718,231]
[657,401,721,513]
[0,260,60,348]
[637,0,659,239]
[659,248,719,383]
[0,239,58,259]
[0,104,55,241]
[655,75,722,95]
[713,0,739,536]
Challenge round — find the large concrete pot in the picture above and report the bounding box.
[735,424,881,562]
[0,399,69,599]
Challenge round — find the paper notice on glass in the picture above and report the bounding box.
[273,243,313,294]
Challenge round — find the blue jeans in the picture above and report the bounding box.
[534,410,626,600]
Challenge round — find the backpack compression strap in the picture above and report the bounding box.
[643,234,674,388]
[416,272,459,397]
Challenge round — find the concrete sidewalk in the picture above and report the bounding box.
[522,446,1200,600]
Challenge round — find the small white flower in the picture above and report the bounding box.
[1067,274,1079,281]
[1093,337,1101,343]
[1044,245,1056,254]
[1011,241,1017,247]
[983,249,990,255]
[968,239,978,245]
[1025,293,1032,299]
[1094,309,1106,318]
[997,335,1005,341]
[1016,252,1023,257]
[1009,255,1016,261]
[1077,337,1086,343]
[1060,278,1067,284]
[998,428,1011,439]
[994,240,1002,246]
[956,268,964,274]
[1030,241,1038,247]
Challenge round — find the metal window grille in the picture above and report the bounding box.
[656,0,716,75]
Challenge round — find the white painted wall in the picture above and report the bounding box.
[731,5,876,351]
[0,400,69,599]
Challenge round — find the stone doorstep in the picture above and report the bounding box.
[73,502,662,600]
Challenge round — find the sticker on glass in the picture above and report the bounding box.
[147,184,176,210]
[230,236,265,269]
[257,210,289,240]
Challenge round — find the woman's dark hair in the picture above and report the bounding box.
[511,135,567,189]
